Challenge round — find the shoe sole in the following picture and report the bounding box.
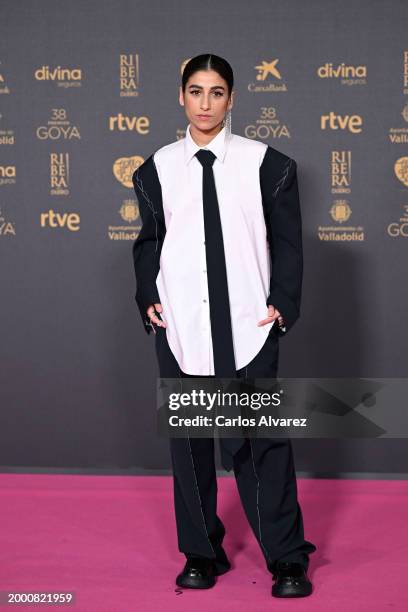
[176,575,216,589]
[175,563,231,589]
[272,584,313,597]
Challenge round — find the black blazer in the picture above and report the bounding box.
[132,145,303,337]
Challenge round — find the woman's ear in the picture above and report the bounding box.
[179,86,184,107]
[228,90,235,111]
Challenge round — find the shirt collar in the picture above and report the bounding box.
[184,122,230,165]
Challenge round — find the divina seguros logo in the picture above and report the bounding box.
[34,66,82,88]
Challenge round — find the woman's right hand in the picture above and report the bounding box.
[147,303,167,328]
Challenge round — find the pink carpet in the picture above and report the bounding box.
[0,474,406,611]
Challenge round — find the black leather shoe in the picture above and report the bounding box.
[176,557,217,589]
[271,561,313,597]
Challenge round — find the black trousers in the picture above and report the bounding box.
[154,324,317,574]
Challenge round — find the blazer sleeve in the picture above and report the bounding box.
[260,146,303,335]
[131,155,166,335]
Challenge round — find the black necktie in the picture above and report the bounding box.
[195,148,244,470]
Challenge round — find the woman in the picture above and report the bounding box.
[132,53,317,598]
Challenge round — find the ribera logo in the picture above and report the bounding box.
[317,62,367,85]
[34,66,82,88]
[119,54,139,97]
[40,209,80,231]
[403,51,408,95]
[331,151,351,194]
[108,113,150,133]
[321,112,363,133]
[50,153,69,195]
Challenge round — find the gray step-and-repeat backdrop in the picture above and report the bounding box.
[1,0,407,474]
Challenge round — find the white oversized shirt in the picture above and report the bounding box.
[152,123,274,375]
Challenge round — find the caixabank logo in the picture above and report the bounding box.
[248,59,288,93]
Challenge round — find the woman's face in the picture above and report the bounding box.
[179,69,234,132]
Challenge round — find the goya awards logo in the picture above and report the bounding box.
[0,61,10,94]
[321,112,363,133]
[34,66,82,88]
[331,151,351,194]
[113,155,144,188]
[119,54,139,97]
[0,112,15,145]
[108,113,150,133]
[248,59,288,93]
[245,106,291,140]
[388,103,408,145]
[387,204,408,238]
[0,165,16,186]
[394,157,408,187]
[0,207,15,236]
[37,109,81,141]
[317,62,367,86]
[318,151,364,242]
[50,153,69,196]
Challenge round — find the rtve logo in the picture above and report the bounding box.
[109,113,150,133]
[40,209,80,231]
[321,112,363,133]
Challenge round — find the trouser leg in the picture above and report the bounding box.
[169,436,230,573]
[233,437,316,572]
[155,326,230,572]
[233,326,317,572]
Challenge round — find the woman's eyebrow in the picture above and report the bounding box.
[188,84,226,90]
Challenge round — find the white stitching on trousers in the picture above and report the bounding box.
[178,365,215,555]
[248,437,272,563]
[186,434,216,556]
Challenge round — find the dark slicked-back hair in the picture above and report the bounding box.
[181,54,234,96]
